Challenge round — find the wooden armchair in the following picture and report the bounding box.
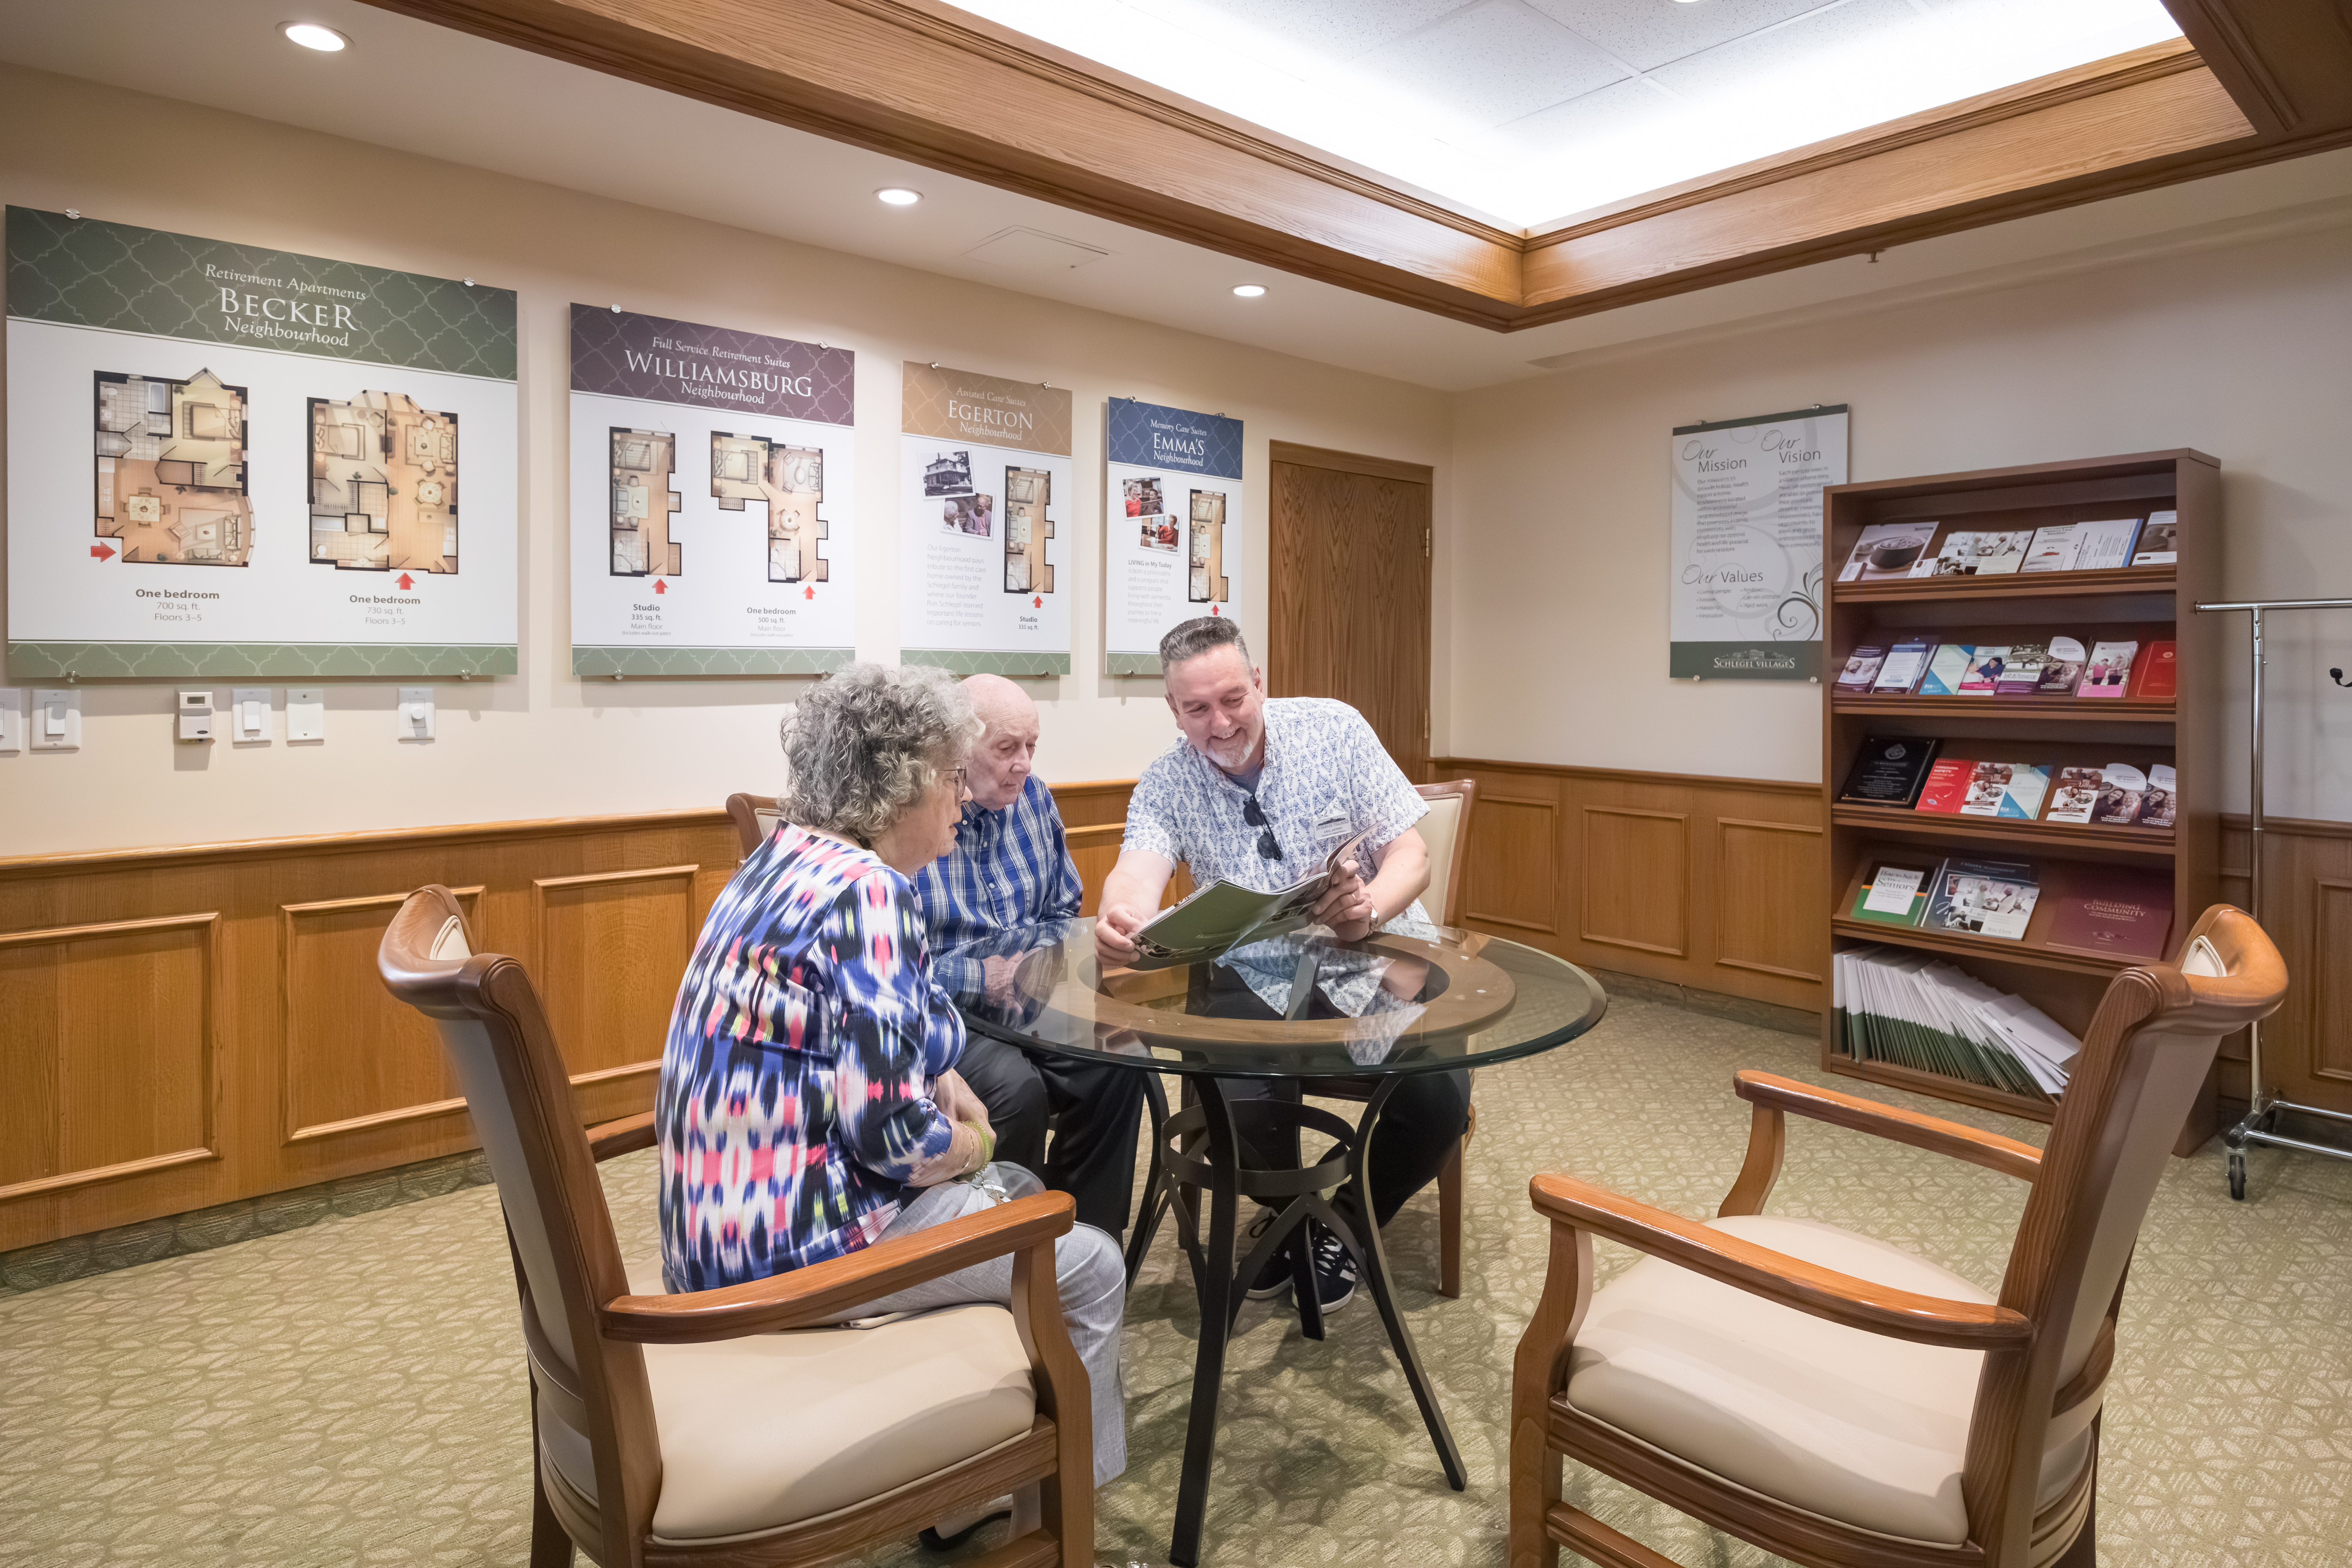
[1510,904,2286,1568]
[724,790,780,857]
[377,884,1095,1568]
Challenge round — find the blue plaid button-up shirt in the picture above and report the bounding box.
[910,773,1083,989]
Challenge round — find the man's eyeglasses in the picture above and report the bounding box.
[1242,794,1282,861]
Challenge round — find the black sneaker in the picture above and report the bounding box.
[1308,1224,1358,1314]
[1242,1209,1289,1299]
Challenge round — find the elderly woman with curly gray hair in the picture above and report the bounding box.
[654,662,1127,1519]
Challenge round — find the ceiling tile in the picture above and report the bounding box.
[1646,0,1951,100]
[1129,0,1473,64]
[1522,0,1841,73]
[1488,74,1677,158]
[1350,0,1631,132]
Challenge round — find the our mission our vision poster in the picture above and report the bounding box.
[568,305,856,677]
[4,207,518,678]
[899,363,1073,675]
[1104,398,1243,675]
[1666,405,1848,681]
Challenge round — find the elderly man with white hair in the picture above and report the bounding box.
[910,673,1146,1238]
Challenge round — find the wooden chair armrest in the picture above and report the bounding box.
[1735,1071,2042,1180]
[600,1190,1074,1343]
[585,1111,656,1163]
[1529,1172,2032,1350]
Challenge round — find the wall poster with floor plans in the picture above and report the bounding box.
[1668,404,1848,681]
[1105,399,1243,675]
[899,362,1071,675]
[4,207,518,679]
[568,306,854,676]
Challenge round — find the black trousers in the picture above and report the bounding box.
[958,1033,1146,1237]
[1189,967,1471,1228]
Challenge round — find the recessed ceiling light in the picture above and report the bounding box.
[279,21,349,50]
[1232,284,1267,298]
[875,187,922,207]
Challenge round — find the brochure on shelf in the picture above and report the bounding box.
[1924,858,2041,940]
[1872,635,1934,694]
[1995,640,2052,696]
[1917,643,1974,696]
[1837,735,1940,807]
[2131,510,2178,566]
[2045,865,2175,960]
[1838,523,1935,582]
[1835,945,2077,1096]
[1851,857,1940,925]
[2133,641,2178,700]
[1959,760,2052,820]
[1916,755,1976,813]
[1927,530,2032,576]
[2034,635,2089,695]
[2078,640,2138,698]
[1958,646,2009,694]
[1835,644,1888,692]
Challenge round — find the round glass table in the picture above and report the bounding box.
[940,918,1607,1566]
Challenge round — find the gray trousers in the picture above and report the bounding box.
[849,1165,1127,1487]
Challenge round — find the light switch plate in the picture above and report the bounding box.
[32,688,81,751]
[397,685,435,741]
[231,687,272,744]
[0,688,21,753]
[287,687,325,743]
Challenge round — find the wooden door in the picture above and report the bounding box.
[1267,442,1432,778]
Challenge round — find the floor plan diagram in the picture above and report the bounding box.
[609,428,683,576]
[93,369,255,566]
[711,431,830,583]
[1003,466,1055,594]
[308,392,460,573]
[1188,488,1229,603]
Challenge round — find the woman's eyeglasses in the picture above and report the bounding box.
[1242,794,1282,861]
[946,766,969,797]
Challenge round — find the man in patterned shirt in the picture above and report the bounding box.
[1095,617,1470,1311]
[912,674,1146,1237]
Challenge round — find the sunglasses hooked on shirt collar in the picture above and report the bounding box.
[1242,794,1282,861]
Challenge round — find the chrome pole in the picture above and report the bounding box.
[2246,605,2266,1121]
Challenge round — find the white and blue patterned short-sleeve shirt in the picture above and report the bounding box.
[1123,696,1431,927]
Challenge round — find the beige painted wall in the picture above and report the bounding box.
[1444,214,2352,822]
[0,66,1450,856]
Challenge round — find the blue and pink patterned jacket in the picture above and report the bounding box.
[656,824,964,1292]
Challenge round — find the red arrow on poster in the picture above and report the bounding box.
[654,579,666,594]
[90,543,117,561]
[1032,596,1043,608]
[803,586,815,600]
[396,572,416,590]
[1210,604,1221,616]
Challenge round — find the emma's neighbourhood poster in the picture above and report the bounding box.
[569,306,855,677]
[1105,399,1244,675]
[5,207,517,679]
[1667,405,1849,681]
[899,363,1073,675]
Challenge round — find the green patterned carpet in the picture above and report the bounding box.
[5,993,2349,1567]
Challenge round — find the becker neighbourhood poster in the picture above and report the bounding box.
[1105,398,1243,675]
[4,207,518,679]
[1667,405,1848,681]
[899,363,1072,675]
[568,305,855,676]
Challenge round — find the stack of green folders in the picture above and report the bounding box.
[1833,945,2080,1097]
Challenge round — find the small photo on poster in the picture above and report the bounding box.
[1123,476,1165,517]
[924,449,974,497]
[943,492,995,537]
[1139,515,1179,552]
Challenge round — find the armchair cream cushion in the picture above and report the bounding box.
[1564,1214,2087,1546]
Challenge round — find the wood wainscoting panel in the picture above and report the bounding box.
[1439,759,1826,1013]
[281,887,482,1143]
[1581,807,1689,958]
[0,913,218,1202]
[2312,877,2352,1086]
[1715,818,1828,985]
[533,865,702,1087]
[1462,790,1562,935]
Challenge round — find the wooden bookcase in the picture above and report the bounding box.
[1820,450,2221,1140]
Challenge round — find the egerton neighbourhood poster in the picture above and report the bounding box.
[899,363,1072,675]
[1667,405,1848,681]
[4,207,518,678]
[568,305,855,677]
[1104,398,1243,676]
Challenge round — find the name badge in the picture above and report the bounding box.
[1313,796,1351,847]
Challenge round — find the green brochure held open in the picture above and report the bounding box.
[1129,828,1374,969]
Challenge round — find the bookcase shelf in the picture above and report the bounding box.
[1829,805,2175,856]
[1832,697,2175,722]
[1821,450,2221,1150]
